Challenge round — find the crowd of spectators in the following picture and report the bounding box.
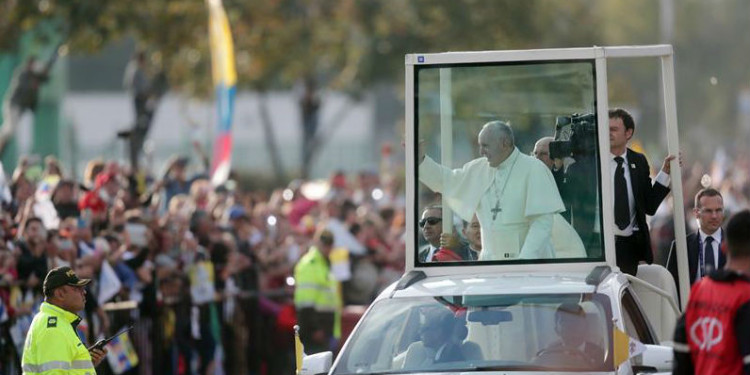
[0,153,406,375]
[2,142,748,375]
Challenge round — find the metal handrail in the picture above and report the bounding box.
[624,274,681,316]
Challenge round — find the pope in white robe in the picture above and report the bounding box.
[419,121,566,260]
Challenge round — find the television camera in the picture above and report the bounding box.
[548,113,597,160]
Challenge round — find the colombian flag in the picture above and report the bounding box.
[206,0,236,186]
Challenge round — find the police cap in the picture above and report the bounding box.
[43,266,91,295]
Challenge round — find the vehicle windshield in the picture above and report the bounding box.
[333,293,614,374]
[415,60,603,265]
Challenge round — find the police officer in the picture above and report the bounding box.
[22,266,108,375]
[673,210,750,375]
[294,229,339,353]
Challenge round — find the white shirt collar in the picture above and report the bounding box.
[699,228,721,244]
[612,149,628,162]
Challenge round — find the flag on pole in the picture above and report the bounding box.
[613,326,646,367]
[294,325,305,375]
[206,0,237,186]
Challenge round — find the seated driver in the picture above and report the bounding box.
[534,302,604,368]
[402,308,465,369]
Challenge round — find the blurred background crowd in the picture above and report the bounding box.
[1,133,750,375]
[0,152,406,375]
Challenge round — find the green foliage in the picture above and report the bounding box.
[3,0,750,158]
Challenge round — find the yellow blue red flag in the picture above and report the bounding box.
[206,0,237,186]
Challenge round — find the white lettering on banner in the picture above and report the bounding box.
[689,317,723,351]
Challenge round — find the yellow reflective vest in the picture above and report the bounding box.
[21,302,96,375]
[294,247,338,314]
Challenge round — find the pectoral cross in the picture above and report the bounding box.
[491,201,502,221]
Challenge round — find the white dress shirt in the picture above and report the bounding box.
[424,245,438,263]
[611,151,670,237]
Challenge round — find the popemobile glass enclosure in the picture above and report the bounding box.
[297,46,688,375]
[405,46,689,302]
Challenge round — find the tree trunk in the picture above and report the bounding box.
[299,76,320,179]
[258,91,287,185]
[307,98,354,168]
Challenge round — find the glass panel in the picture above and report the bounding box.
[415,61,602,265]
[332,294,614,374]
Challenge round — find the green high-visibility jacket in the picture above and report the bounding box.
[294,247,338,313]
[21,302,96,375]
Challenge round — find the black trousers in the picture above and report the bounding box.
[615,231,648,276]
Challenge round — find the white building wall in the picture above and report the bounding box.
[62,90,377,179]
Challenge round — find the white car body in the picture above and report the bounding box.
[305,267,675,375]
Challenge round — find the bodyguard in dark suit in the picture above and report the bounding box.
[666,188,727,297]
[418,205,443,263]
[609,109,675,275]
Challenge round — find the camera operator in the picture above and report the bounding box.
[549,113,601,257]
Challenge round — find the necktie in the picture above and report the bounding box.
[614,157,630,230]
[703,236,715,275]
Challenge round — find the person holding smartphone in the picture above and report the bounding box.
[21,266,108,374]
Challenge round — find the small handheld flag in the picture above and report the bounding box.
[613,326,646,367]
[294,325,305,375]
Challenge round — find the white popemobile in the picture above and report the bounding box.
[301,45,691,375]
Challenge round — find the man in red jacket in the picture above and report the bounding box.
[673,210,750,375]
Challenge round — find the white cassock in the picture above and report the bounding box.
[552,213,586,258]
[420,147,566,260]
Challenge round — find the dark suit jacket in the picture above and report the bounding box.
[622,148,670,264]
[666,230,727,298]
[418,244,437,263]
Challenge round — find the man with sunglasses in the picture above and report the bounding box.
[418,206,443,262]
[21,266,107,375]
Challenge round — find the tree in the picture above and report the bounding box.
[2,0,580,179]
[5,0,747,178]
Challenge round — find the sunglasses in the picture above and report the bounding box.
[419,217,442,228]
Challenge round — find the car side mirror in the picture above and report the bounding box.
[633,344,673,373]
[300,351,333,375]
